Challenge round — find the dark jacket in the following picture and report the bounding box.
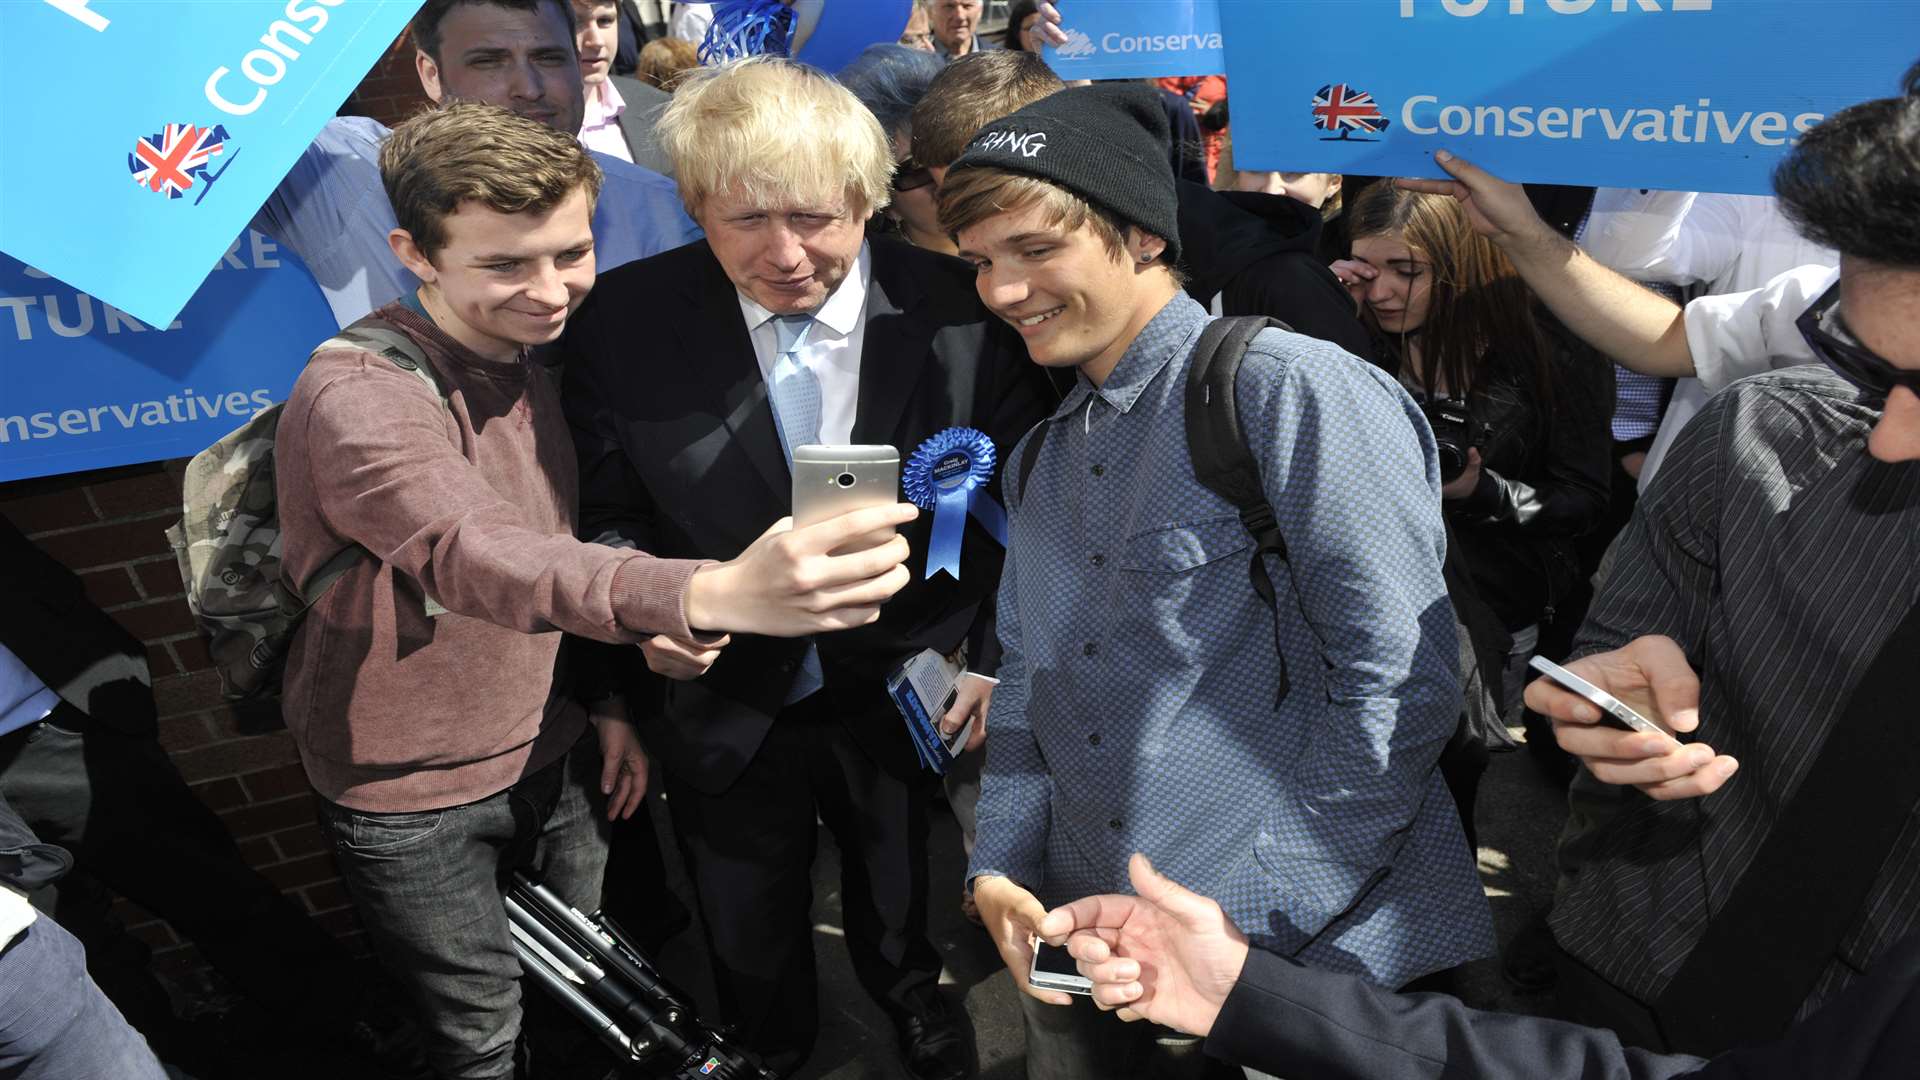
[560,238,1057,793]
[607,74,676,180]
[1177,184,1375,361]
[0,515,154,735]
[1208,933,1920,1080]
[1376,319,1614,632]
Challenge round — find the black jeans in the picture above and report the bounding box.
[0,704,367,1056]
[318,733,610,1080]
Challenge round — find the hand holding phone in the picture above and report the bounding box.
[683,503,917,638]
[1527,655,1674,741]
[1522,638,1739,800]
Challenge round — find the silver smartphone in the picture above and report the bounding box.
[1528,655,1675,742]
[1028,940,1094,996]
[791,444,900,529]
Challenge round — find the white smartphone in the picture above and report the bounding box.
[1028,939,1094,996]
[790,444,900,529]
[1528,655,1676,743]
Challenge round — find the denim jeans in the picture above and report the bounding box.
[318,733,609,1080]
[1018,993,1209,1080]
[0,915,167,1080]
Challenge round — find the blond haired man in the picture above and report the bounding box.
[559,57,1057,1080]
[940,85,1490,1079]
[277,103,917,1079]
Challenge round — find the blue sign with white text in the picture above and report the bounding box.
[0,233,336,482]
[0,0,422,330]
[1220,0,1920,195]
[1044,0,1222,81]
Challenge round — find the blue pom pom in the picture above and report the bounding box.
[700,0,797,63]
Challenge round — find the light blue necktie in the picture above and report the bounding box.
[767,314,822,464]
[765,313,825,702]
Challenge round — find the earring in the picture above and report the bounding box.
[1139,251,1158,264]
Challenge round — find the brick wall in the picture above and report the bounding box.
[0,429,368,978]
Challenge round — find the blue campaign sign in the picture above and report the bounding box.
[0,0,421,330]
[0,232,337,483]
[1044,0,1222,81]
[1220,0,1920,195]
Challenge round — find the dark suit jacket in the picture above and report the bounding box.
[607,75,676,180]
[0,515,154,735]
[1207,937,1920,1080]
[559,238,1055,794]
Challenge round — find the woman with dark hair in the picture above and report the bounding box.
[1333,183,1613,847]
[1003,0,1044,51]
[838,42,953,253]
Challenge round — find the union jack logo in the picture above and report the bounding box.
[1312,84,1391,142]
[127,123,232,200]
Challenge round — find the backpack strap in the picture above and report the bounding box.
[1012,419,1051,510]
[314,316,445,402]
[288,316,450,609]
[1185,315,1298,707]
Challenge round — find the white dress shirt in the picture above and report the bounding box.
[1580,190,1838,488]
[736,243,870,448]
[667,2,714,43]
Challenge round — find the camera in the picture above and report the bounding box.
[1419,399,1478,484]
[507,873,777,1079]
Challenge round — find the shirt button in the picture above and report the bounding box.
[1090,553,1106,568]
[1090,463,1105,477]
[1083,642,1098,657]
[1108,818,1123,831]
[1088,732,1102,747]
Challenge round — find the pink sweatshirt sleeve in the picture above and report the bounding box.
[294,362,706,642]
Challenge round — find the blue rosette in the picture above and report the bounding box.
[903,427,1008,581]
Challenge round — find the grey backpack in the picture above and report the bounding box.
[166,316,444,700]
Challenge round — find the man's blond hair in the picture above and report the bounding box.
[379,102,603,260]
[658,57,893,219]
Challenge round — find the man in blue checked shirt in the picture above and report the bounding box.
[939,85,1493,1079]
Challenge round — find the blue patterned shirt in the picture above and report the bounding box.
[970,295,1494,986]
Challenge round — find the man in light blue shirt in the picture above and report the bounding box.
[253,0,700,326]
[0,648,58,743]
[940,85,1490,1079]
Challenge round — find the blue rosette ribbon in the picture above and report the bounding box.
[903,427,1008,581]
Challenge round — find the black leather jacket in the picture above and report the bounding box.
[1379,322,1615,632]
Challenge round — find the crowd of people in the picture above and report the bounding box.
[4,1,1919,1079]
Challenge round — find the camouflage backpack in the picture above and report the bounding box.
[166,315,445,700]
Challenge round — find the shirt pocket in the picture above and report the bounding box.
[1119,515,1251,575]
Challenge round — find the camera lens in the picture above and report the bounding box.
[835,472,856,488]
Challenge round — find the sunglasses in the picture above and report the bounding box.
[1796,282,1920,401]
[892,159,934,193]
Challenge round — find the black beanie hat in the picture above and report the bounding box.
[949,82,1181,264]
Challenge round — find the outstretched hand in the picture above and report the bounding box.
[1034,2,1069,46]
[1395,151,1556,251]
[684,503,918,638]
[1037,854,1249,1037]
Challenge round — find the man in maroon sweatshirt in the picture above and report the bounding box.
[275,102,918,1079]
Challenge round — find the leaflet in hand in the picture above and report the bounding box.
[887,648,973,775]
